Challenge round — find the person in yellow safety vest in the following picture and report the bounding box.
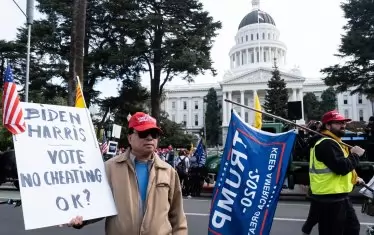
[307,110,365,235]
[302,170,364,235]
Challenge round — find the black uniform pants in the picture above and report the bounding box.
[316,198,360,235]
[302,199,318,234]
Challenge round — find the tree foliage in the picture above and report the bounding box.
[263,60,289,119]
[158,112,198,148]
[320,87,337,114]
[303,87,337,121]
[204,88,221,147]
[321,0,374,96]
[303,93,322,121]
[105,0,222,119]
[12,0,140,107]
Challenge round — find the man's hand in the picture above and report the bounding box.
[356,177,365,185]
[59,216,83,228]
[350,146,365,157]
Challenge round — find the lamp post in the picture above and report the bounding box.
[25,0,34,102]
[10,0,34,102]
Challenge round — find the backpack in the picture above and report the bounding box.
[176,156,187,176]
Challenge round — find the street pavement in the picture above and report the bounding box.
[1,195,374,235]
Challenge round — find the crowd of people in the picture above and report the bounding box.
[156,145,208,198]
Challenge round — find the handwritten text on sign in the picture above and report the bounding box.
[13,103,117,230]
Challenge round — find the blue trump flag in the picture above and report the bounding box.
[194,139,206,167]
[208,111,297,235]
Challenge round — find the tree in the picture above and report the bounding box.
[204,88,220,147]
[0,40,24,87]
[105,0,222,120]
[303,92,321,121]
[263,59,289,119]
[320,87,337,114]
[321,0,374,97]
[14,0,139,107]
[97,76,150,138]
[68,0,88,105]
[158,112,198,148]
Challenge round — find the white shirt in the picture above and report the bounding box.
[175,155,190,172]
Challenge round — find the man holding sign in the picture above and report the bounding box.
[67,112,188,235]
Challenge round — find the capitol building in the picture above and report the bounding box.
[161,0,373,144]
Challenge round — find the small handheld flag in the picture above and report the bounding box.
[253,92,262,129]
[2,65,26,134]
[101,133,108,154]
[75,76,86,108]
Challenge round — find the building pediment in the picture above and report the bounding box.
[221,67,305,85]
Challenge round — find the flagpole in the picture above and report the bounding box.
[224,98,353,148]
[76,76,98,148]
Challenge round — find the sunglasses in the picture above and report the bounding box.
[331,121,346,125]
[135,130,160,139]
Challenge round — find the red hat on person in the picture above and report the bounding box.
[128,112,162,132]
[321,110,351,124]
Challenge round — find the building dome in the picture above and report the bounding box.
[238,10,276,29]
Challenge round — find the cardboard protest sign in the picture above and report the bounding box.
[13,102,117,230]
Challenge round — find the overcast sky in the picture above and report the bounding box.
[0,0,347,99]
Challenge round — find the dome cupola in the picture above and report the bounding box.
[227,0,287,73]
[238,11,275,29]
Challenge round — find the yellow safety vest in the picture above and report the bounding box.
[309,137,353,195]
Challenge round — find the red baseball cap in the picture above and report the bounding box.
[128,112,162,132]
[321,110,351,124]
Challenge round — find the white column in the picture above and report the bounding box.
[251,90,257,124]
[222,92,227,125]
[292,89,297,101]
[298,89,305,121]
[352,94,357,120]
[188,98,192,128]
[240,90,245,119]
[228,91,232,118]
[247,49,250,64]
[178,98,182,123]
[254,48,258,63]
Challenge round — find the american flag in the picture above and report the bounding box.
[2,65,26,134]
[101,133,108,154]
